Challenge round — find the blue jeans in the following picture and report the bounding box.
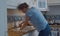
[38,24,51,36]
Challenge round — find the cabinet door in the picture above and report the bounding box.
[7,0,18,6]
[7,0,18,9]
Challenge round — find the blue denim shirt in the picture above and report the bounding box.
[26,7,48,32]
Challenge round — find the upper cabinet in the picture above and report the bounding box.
[48,0,60,6]
[7,0,34,9]
[7,0,18,9]
[7,0,48,11]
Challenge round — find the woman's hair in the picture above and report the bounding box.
[17,3,29,10]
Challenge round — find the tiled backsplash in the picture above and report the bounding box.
[7,16,25,22]
[8,15,60,23]
[45,15,60,23]
[46,15,60,20]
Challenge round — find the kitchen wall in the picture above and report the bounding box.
[8,5,60,15]
[7,9,25,16]
[7,9,25,24]
[46,5,60,23]
[47,5,60,15]
[0,0,7,36]
[48,0,60,3]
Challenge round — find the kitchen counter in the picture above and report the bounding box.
[8,29,35,36]
[8,23,36,36]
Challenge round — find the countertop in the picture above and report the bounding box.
[8,23,35,36]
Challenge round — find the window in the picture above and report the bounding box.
[37,0,48,11]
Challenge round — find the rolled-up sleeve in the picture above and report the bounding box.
[26,11,33,18]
